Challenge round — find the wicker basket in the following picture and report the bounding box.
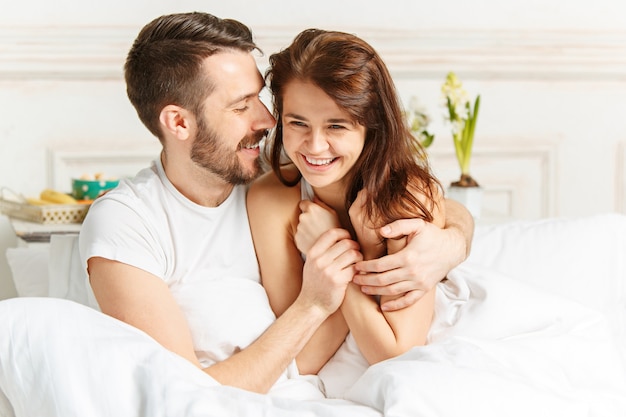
[0,189,90,224]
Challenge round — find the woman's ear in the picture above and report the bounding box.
[159,105,193,141]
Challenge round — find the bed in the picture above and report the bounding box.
[1,213,625,416]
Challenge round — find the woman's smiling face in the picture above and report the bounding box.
[281,80,366,191]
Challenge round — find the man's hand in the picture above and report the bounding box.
[299,228,362,315]
[353,217,469,311]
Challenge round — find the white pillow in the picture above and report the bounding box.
[48,234,94,308]
[5,246,50,297]
[470,213,626,312]
[468,213,626,355]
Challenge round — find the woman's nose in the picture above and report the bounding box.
[306,130,329,153]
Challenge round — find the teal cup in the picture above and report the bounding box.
[71,178,119,200]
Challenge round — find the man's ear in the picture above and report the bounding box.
[159,105,193,141]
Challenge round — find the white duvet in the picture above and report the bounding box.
[345,262,626,416]
[1,257,625,417]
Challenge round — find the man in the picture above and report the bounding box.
[80,11,474,395]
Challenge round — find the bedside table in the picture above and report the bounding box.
[9,218,81,246]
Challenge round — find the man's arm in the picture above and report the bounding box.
[203,293,331,391]
[88,228,359,394]
[352,198,474,311]
[441,197,475,258]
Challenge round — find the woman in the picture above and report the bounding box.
[247,29,445,397]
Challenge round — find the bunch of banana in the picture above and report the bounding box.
[27,189,78,206]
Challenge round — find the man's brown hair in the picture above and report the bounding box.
[124,12,259,140]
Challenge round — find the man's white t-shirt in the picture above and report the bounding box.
[79,159,276,367]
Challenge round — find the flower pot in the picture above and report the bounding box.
[447,185,482,219]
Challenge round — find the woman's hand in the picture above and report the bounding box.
[295,199,341,256]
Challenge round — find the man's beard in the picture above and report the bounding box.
[190,117,264,185]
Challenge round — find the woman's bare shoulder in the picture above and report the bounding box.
[247,165,301,206]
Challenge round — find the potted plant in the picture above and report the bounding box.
[442,71,482,217]
[406,96,435,149]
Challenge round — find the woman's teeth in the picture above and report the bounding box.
[305,156,335,166]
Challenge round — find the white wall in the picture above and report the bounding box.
[1,0,626,223]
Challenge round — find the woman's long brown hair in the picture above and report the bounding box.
[265,29,440,225]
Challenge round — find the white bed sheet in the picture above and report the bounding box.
[0,297,379,417]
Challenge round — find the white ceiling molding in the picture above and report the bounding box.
[0,27,134,80]
[1,26,626,81]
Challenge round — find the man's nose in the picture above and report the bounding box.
[252,101,276,131]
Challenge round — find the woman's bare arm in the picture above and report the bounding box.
[342,185,445,363]
[353,197,473,311]
[247,172,352,375]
